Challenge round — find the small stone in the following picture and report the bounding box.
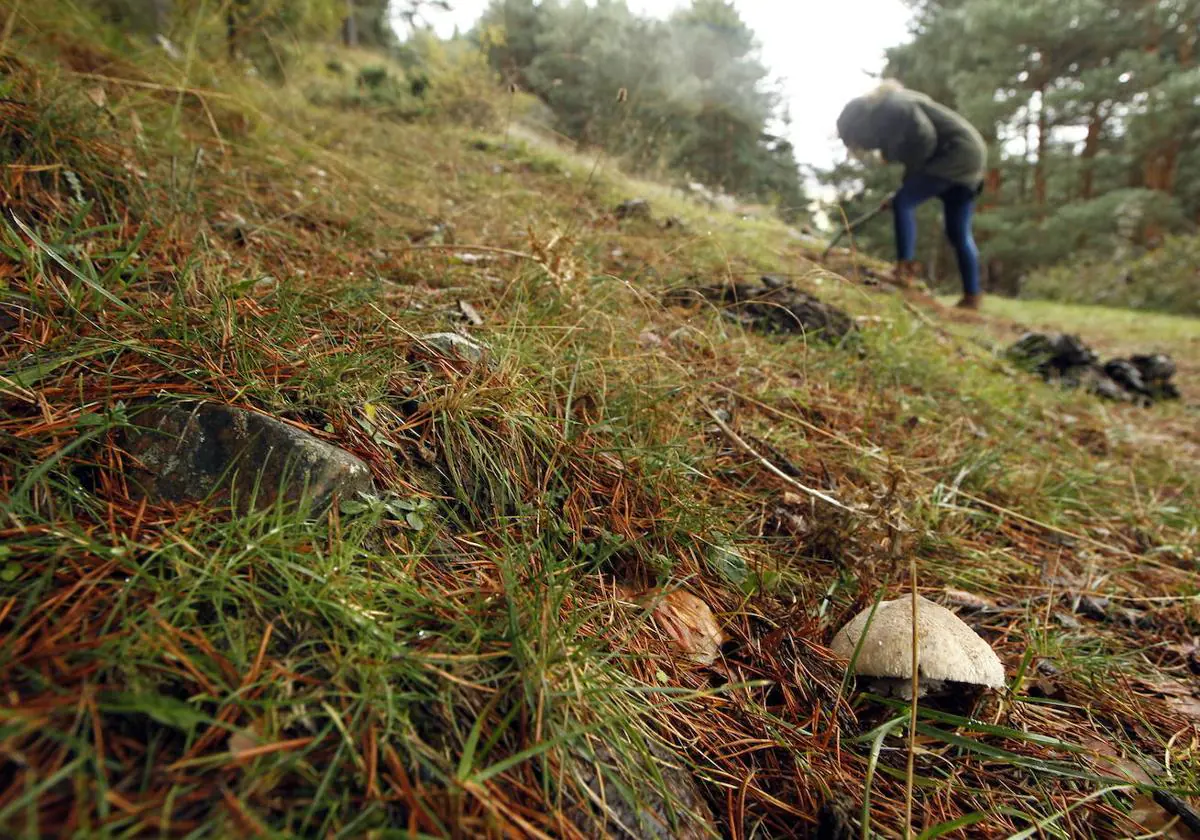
[1035,658,1060,676]
[1075,595,1110,620]
[419,332,487,364]
[153,33,184,61]
[1055,611,1083,630]
[121,402,374,515]
[668,326,703,349]
[613,198,652,221]
[457,300,484,326]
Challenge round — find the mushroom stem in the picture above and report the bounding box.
[905,566,919,840]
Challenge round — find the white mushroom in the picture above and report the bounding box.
[832,594,1005,698]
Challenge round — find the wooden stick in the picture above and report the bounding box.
[702,404,859,514]
[821,195,893,260]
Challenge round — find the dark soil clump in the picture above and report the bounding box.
[664,276,856,342]
[1006,332,1181,405]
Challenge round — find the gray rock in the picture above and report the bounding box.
[568,741,716,840]
[153,33,184,61]
[667,326,703,350]
[614,198,652,221]
[418,332,488,364]
[121,402,373,514]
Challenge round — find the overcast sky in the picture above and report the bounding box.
[419,0,914,172]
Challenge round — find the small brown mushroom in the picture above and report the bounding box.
[832,594,1005,700]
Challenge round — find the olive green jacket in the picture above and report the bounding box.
[837,83,988,190]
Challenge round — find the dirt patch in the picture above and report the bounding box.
[664,276,856,342]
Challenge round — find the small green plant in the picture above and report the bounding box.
[356,64,391,90]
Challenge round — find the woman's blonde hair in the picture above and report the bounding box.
[865,78,905,102]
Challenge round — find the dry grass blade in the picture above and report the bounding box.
[702,403,860,514]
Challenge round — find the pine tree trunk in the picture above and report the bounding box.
[1080,103,1102,200]
[227,8,239,60]
[342,0,358,47]
[1137,0,1174,196]
[982,167,1002,209]
[1017,96,1032,203]
[1034,84,1048,209]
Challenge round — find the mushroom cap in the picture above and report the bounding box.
[832,595,1005,689]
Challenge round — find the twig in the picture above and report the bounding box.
[821,197,891,260]
[1153,791,1200,834]
[66,71,237,99]
[395,241,570,298]
[715,384,1150,562]
[0,0,21,55]
[702,404,859,514]
[398,243,537,262]
[2,163,62,172]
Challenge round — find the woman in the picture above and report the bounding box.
[836,81,988,310]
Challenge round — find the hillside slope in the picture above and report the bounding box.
[2,9,1199,839]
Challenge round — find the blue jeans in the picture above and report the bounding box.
[893,174,981,296]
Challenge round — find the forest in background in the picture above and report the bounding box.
[473,0,808,220]
[97,0,1199,313]
[821,0,1200,311]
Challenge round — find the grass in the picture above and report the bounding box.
[939,295,1200,375]
[2,5,1200,839]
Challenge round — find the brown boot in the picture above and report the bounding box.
[955,293,982,310]
[891,260,920,288]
